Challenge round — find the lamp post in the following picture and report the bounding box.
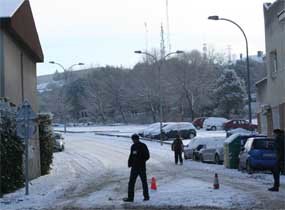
[208,16,252,123]
[49,61,85,132]
[134,50,184,145]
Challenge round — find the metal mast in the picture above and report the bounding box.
[165,0,171,53]
[144,22,149,53]
[160,23,166,59]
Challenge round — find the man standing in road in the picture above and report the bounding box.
[123,134,150,202]
[269,129,284,192]
[171,135,184,165]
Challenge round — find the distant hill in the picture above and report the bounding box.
[37,68,96,93]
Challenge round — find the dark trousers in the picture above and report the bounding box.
[271,161,281,187]
[174,151,183,164]
[128,167,149,200]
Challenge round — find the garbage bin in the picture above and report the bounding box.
[224,134,264,169]
[224,134,242,169]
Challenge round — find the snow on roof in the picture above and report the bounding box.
[163,122,195,132]
[0,0,24,18]
[141,122,196,136]
[203,117,228,126]
[224,133,240,144]
[187,136,226,149]
[263,2,272,10]
[227,128,256,135]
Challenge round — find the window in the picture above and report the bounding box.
[270,50,278,77]
[252,140,274,150]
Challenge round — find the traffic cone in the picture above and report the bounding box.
[213,173,219,189]
[151,177,157,190]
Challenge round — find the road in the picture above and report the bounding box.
[48,133,285,210]
[1,132,284,210]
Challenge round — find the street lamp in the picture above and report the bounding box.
[49,61,85,132]
[208,15,252,123]
[134,50,184,145]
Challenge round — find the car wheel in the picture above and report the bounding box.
[200,154,204,162]
[211,126,217,131]
[246,160,253,174]
[214,154,220,164]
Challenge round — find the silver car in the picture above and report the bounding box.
[53,133,65,152]
[200,138,225,164]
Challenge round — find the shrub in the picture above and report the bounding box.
[0,99,24,196]
[38,113,54,175]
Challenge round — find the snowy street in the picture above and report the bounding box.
[1,126,285,210]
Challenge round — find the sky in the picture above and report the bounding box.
[29,0,275,76]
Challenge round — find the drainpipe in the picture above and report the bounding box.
[20,52,24,102]
[0,30,4,97]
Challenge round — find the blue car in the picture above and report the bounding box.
[238,137,277,174]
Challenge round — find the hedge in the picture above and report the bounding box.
[0,99,24,196]
[38,113,54,175]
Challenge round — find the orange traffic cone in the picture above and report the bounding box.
[213,173,219,189]
[151,177,157,190]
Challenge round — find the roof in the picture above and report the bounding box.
[0,0,44,62]
[255,77,268,87]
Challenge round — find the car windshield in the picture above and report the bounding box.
[252,140,274,150]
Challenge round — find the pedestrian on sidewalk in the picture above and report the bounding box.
[268,129,284,192]
[123,134,150,202]
[172,135,184,165]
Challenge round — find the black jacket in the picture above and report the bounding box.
[172,138,184,152]
[128,141,150,169]
[274,134,284,162]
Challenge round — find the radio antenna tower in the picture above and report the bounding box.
[160,23,166,58]
[165,0,171,53]
[144,22,149,52]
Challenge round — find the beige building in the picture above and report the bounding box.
[256,0,285,136]
[0,0,44,178]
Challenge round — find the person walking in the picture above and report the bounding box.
[268,129,284,192]
[123,134,150,202]
[172,135,184,165]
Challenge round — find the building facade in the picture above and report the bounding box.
[0,0,44,178]
[256,0,285,136]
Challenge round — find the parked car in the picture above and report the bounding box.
[184,136,225,160]
[151,122,196,140]
[238,137,276,174]
[200,137,226,164]
[224,133,266,169]
[192,117,207,129]
[138,122,165,138]
[203,117,228,131]
[53,132,65,152]
[139,122,196,140]
[223,119,257,131]
[193,144,207,161]
[184,139,197,159]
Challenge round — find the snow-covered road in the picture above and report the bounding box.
[1,129,285,210]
